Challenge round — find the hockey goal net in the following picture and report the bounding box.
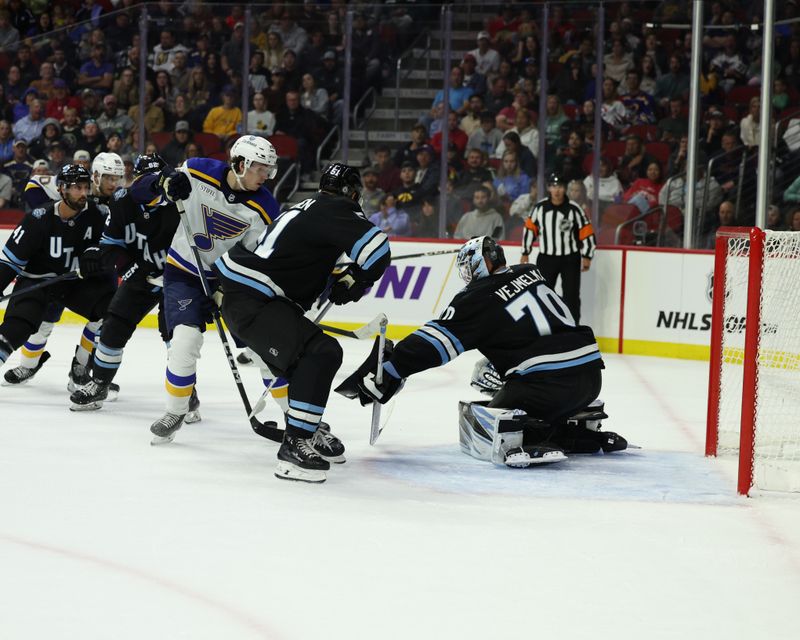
[706,227,800,495]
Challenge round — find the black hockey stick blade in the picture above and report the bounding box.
[251,418,284,442]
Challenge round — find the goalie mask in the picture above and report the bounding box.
[456,236,506,284]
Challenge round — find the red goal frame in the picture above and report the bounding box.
[705,227,763,496]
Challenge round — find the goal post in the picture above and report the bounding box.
[706,227,800,496]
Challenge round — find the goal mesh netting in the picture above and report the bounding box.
[709,229,800,494]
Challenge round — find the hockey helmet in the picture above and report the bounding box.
[456,236,506,284]
[56,163,91,189]
[319,162,362,200]
[229,135,278,179]
[91,152,125,181]
[546,172,565,186]
[133,152,168,177]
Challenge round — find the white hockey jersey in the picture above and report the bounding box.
[165,157,280,277]
[24,173,60,203]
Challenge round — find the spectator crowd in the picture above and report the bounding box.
[1,1,800,246]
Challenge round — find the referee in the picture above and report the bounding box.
[520,173,596,322]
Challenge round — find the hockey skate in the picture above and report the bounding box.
[504,444,567,468]
[69,380,110,411]
[150,413,185,445]
[275,433,330,483]
[184,387,201,424]
[2,351,51,385]
[67,355,91,393]
[309,422,346,464]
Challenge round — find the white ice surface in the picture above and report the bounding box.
[1,325,800,640]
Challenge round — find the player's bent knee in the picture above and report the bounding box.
[170,325,204,364]
[306,331,343,369]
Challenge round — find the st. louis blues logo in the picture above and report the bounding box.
[194,204,250,251]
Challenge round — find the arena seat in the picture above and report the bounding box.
[0,209,25,226]
[645,142,671,166]
[728,85,761,106]
[193,132,223,154]
[268,134,299,160]
[151,132,172,151]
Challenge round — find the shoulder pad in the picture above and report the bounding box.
[31,208,47,219]
[113,188,128,201]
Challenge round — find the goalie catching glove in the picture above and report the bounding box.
[328,264,371,305]
[335,335,405,405]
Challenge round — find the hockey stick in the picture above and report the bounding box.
[319,312,386,340]
[369,316,389,445]
[334,247,459,270]
[174,199,284,443]
[0,271,79,303]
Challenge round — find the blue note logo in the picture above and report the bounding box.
[177,298,192,311]
[194,204,250,251]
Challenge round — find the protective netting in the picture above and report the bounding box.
[752,232,800,491]
[716,231,800,492]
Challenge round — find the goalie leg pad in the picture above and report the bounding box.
[458,401,566,466]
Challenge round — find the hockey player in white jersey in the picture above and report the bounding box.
[143,136,283,443]
[3,152,126,391]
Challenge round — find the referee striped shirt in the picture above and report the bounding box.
[521,197,596,259]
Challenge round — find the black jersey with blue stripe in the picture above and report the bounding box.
[99,183,180,275]
[385,263,603,382]
[216,192,390,310]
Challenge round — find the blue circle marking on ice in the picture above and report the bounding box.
[364,446,738,505]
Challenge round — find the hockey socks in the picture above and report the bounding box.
[75,321,102,367]
[92,341,124,385]
[19,321,55,369]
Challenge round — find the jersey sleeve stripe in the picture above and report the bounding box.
[245,199,272,225]
[215,256,278,299]
[2,246,27,267]
[413,328,453,364]
[505,344,600,376]
[188,167,221,187]
[350,226,381,263]
[24,182,41,192]
[419,325,460,361]
[100,234,126,247]
[427,322,465,355]
[514,351,602,375]
[361,237,389,270]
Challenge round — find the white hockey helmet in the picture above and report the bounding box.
[456,236,505,284]
[91,152,125,185]
[229,135,278,179]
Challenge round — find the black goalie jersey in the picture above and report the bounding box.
[216,193,391,310]
[386,264,604,381]
[99,186,180,276]
[0,200,106,292]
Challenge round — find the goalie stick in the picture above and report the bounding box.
[174,199,284,443]
[369,316,389,445]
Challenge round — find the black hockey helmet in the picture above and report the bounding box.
[319,162,362,200]
[56,163,91,188]
[134,152,168,177]
[546,172,565,186]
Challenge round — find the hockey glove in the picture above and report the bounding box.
[159,170,192,202]
[470,357,503,396]
[357,367,405,405]
[328,265,370,305]
[78,246,107,277]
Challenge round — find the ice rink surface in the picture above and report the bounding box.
[1,325,799,640]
